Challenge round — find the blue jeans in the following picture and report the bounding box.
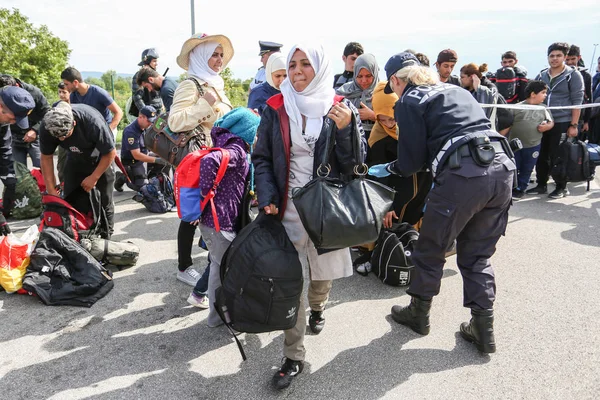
[12,142,41,168]
[192,254,211,296]
[514,144,541,191]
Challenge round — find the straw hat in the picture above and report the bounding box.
[176,33,234,70]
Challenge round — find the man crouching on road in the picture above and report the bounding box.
[114,105,169,192]
[40,102,116,238]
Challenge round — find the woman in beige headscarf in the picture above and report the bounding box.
[169,33,234,137]
[170,33,234,294]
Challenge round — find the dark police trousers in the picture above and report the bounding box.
[63,155,115,237]
[124,162,148,192]
[407,153,514,310]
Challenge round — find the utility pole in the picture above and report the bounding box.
[190,0,195,35]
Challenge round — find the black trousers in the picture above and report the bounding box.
[535,121,570,189]
[407,153,514,310]
[177,220,197,271]
[63,156,115,236]
[124,162,148,192]
[370,136,432,225]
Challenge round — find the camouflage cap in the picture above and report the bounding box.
[43,101,74,138]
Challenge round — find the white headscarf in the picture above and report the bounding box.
[188,41,224,90]
[279,44,335,142]
[265,53,286,89]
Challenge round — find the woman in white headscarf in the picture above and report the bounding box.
[252,44,366,391]
[170,33,234,300]
[247,52,287,115]
[169,33,234,135]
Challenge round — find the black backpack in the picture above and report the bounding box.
[370,223,419,286]
[215,212,303,360]
[495,67,518,103]
[551,137,595,191]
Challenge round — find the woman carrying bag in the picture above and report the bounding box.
[252,44,366,390]
[171,33,234,292]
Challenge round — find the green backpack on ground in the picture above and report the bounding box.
[11,162,43,220]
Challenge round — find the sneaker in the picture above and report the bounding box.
[309,310,325,334]
[177,267,201,286]
[525,185,547,195]
[187,292,209,309]
[272,357,304,390]
[512,189,524,200]
[355,261,372,276]
[548,188,569,199]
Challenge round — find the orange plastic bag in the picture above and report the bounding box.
[0,226,38,293]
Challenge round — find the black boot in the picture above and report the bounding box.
[459,308,496,353]
[114,172,126,192]
[391,296,432,335]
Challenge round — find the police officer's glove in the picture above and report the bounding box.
[154,157,168,166]
[368,163,393,178]
[0,214,11,236]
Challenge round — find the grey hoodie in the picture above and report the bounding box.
[535,65,584,123]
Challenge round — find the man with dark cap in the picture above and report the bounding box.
[0,74,51,168]
[130,48,164,119]
[0,86,35,234]
[39,102,117,238]
[114,105,168,192]
[435,49,461,86]
[249,41,283,92]
[369,52,515,354]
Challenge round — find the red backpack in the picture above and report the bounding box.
[174,148,230,231]
[39,189,108,241]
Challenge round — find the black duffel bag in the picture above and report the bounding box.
[292,114,395,250]
[143,78,208,167]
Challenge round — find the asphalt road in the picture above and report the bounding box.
[1,178,599,399]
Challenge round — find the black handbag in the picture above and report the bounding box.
[292,114,395,250]
[143,78,208,167]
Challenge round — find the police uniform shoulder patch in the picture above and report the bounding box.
[128,137,135,145]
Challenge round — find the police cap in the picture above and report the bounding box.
[0,86,35,129]
[258,41,283,56]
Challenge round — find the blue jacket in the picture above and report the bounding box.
[247,82,279,116]
[252,94,366,218]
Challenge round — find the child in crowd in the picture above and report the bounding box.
[183,107,260,327]
[509,80,554,199]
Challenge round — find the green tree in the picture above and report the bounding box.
[222,67,249,108]
[0,8,71,97]
[85,77,105,89]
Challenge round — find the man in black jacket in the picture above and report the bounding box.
[566,45,593,138]
[130,49,163,119]
[0,75,50,168]
[0,86,35,233]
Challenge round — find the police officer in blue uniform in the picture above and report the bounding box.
[249,41,283,92]
[130,49,163,118]
[115,105,168,192]
[369,53,516,354]
[0,86,35,235]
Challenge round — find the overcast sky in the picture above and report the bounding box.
[5,0,600,81]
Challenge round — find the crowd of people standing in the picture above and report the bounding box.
[1,33,599,391]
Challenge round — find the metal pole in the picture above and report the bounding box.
[110,74,115,99]
[190,0,195,35]
[591,44,598,72]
